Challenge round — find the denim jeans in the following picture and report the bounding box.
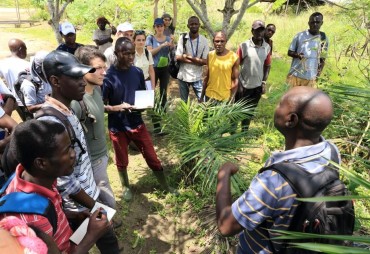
[178,79,203,102]
[92,154,116,209]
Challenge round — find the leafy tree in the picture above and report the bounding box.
[185,0,261,39]
[45,0,73,44]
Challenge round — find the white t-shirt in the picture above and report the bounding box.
[93,28,113,53]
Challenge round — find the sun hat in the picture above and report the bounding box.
[117,22,134,32]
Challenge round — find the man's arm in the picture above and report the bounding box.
[93,37,113,46]
[199,55,209,102]
[317,58,326,78]
[288,50,304,60]
[216,162,244,236]
[0,113,18,152]
[230,58,240,101]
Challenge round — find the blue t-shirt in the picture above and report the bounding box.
[103,65,146,132]
[145,35,171,67]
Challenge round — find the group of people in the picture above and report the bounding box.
[0,10,335,254]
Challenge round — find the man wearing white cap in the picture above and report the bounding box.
[56,21,83,55]
[235,20,271,131]
[104,22,134,68]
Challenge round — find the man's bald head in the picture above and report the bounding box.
[274,86,333,139]
[8,38,27,59]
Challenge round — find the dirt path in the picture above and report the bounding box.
[0,10,209,253]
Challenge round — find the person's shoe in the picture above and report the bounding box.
[122,187,133,202]
[154,131,168,137]
[153,170,177,194]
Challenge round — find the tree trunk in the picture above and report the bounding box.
[46,0,73,45]
[185,0,260,40]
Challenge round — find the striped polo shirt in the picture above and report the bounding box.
[232,138,340,253]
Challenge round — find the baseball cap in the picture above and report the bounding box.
[117,22,134,32]
[154,18,164,26]
[59,22,76,35]
[43,50,95,78]
[252,20,265,30]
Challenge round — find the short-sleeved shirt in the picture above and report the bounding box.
[93,28,113,53]
[145,35,171,67]
[288,30,329,80]
[103,65,146,132]
[237,39,271,89]
[37,97,99,212]
[134,50,154,80]
[0,56,30,105]
[232,138,340,254]
[1,165,73,253]
[206,50,238,101]
[71,87,107,162]
[20,79,52,106]
[176,33,209,82]
[164,26,175,36]
[56,43,83,55]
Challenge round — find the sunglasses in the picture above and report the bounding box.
[135,30,146,35]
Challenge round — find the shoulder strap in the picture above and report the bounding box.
[35,107,76,142]
[260,162,339,198]
[0,173,57,235]
[182,33,188,53]
[77,100,88,123]
[145,48,149,61]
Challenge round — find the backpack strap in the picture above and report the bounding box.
[182,33,188,54]
[144,48,150,61]
[35,107,76,142]
[260,162,339,198]
[0,173,57,235]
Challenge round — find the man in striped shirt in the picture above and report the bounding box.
[216,86,340,253]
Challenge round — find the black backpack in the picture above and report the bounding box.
[13,70,41,121]
[168,33,187,79]
[259,162,355,253]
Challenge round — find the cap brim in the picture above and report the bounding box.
[62,65,95,77]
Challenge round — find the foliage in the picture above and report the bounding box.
[162,99,254,195]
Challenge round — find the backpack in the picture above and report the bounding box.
[259,162,355,253]
[168,33,187,79]
[13,70,41,121]
[0,173,58,235]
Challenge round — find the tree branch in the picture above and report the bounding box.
[186,0,214,38]
[228,0,260,39]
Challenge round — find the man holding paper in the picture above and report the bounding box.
[103,37,175,202]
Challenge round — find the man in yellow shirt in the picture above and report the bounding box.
[200,31,239,102]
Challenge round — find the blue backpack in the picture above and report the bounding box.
[0,173,57,235]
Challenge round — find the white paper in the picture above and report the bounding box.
[145,80,152,90]
[69,202,116,245]
[134,90,154,109]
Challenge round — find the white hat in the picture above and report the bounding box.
[117,22,134,32]
[59,22,76,35]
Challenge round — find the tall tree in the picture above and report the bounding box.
[185,0,260,39]
[46,0,74,44]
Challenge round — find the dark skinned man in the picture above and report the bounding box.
[287,12,328,87]
[216,86,340,253]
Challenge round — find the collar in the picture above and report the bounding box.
[265,137,331,166]
[13,164,59,200]
[45,96,72,116]
[248,38,269,49]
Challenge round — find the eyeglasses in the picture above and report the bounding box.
[135,30,146,35]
